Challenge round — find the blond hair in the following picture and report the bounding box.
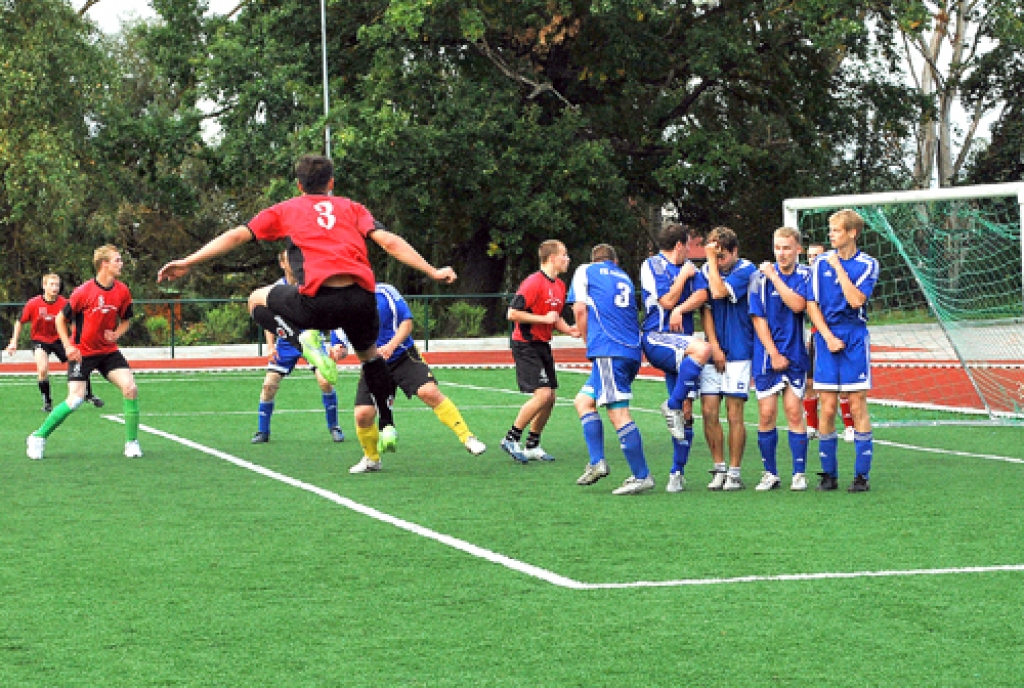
[773,226,803,245]
[41,273,61,287]
[93,245,120,272]
[829,209,865,237]
[538,240,565,264]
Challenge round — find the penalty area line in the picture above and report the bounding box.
[100,415,1024,590]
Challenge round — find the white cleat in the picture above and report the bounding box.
[27,435,45,460]
[708,469,727,491]
[576,460,609,485]
[807,427,819,440]
[842,426,855,442]
[349,456,382,474]
[723,474,745,491]
[612,475,656,495]
[463,435,487,456]
[659,401,687,441]
[755,471,781,491]
[124,440,144,458]
[522,445,555,462]
[666,472,686,493]
[790,473,808,491]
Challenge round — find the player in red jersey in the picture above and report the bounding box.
[27,246,142,460]
[157,154,456,453]
[501,240,579,463]
[6,273,103,411]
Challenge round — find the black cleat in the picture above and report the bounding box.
[816,472,839,491]
[86,395,105,409]
[329,426,345,443]
[251,431,270,444]
[848,475,870,492]
[42,401,53,413]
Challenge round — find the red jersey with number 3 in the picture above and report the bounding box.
[19,295,67,343]
[248,195,377,296]
[511,271,567,343]
[68,279,133,357]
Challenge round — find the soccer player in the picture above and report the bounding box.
[697,227,758,491]
[502,239,579,463]
[6,273,104,411]
[252,251,347,444]
[639,223,711,492]
[805,209,879,492]
[750,227,813,491]
[570,244,653,495]
[348,284,486,474]
[158,155,456,455]
[26,246,142,460]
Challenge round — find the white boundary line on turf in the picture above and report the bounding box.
[102,415,1024,590]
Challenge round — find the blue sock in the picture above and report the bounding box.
[258,401,274,434]
[617,421,648,479]
[668,358,702,409]
[323,391,338,429]
[819,432,838,477]
[757,429,778,475]
[788,430,808,475]
[854,431,874,477]
[580,412,604,465]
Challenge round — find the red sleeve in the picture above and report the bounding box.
[353,202,377,237]
[19,299,35,324]
[248,205,284,242]
[69,286,85,315]
[119,284,133,318]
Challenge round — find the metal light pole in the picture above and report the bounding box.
[320,0,331,158]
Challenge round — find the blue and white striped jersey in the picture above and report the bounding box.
[567,261,642,363]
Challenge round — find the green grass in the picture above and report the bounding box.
[2,368,1024,686]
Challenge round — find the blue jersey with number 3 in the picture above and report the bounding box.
[567,261,642,363]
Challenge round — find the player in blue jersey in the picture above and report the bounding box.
[697,227,758,491]
[252,251,347,444]
[569,244,653,495]
[347,283,486,473]
[806,209,879,492]
[639,223,711,492]
[749,227,812,491]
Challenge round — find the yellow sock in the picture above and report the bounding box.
[434,398,471,443]
[356,425,380,461]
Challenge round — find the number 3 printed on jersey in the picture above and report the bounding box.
[314,201,336,230]
[614,282,632,308]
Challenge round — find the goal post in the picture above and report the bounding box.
[783,182,1024,425]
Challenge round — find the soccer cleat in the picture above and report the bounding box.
[707,469,727,491]
[377,425,398,454]
[848,474,871,492]
[723,474,745,491]
[806,427,819,440]
[349,456,381,474]
[500,438,529,464]
[522,445,555,462]
[26,435,45,460]
[42,401,52,413]
[790,473,808,491]
[124,440,143,458]
[816,472,839,491]
[666,472,686,493]
[298,329,338,385]
[612,475,656,495]
[755,471,781,491]
[464,435,487,456]
[86,395,105,409]
[251,431,270,444]
[576,460,609,485]
[659,401,687,441]
[842,426,855,442]
[329,427,346,443]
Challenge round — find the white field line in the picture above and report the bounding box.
[102,415,1024,589]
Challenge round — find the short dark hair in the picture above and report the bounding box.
[295,155,334,194]
[591,243,617,263]
[708,226,738,252]
[657,223,690,252]
[538,240,565,263]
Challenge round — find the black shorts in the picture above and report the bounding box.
[267,283,380,352]
[68,351,130,382]
[32,339,67,363]
[354,347,436,406]
[511,340,557,392]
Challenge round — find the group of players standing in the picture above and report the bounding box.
[501,211,879,495]
[13,153,878,497]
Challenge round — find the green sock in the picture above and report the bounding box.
[35,402,74,439]
[124,398,140,442]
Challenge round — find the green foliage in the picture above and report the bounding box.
[145,315,171,346]
[405,298,434,339]
[439,301,486,338]
[202,302,251,344]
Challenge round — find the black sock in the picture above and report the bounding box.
[525,432,541,450]
[362,356,395,428]
[85,378,94,399]
[39,379,51,403]
[505,426,523,443]
[252,306,302,350]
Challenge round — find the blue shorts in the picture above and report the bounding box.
[754,368,807,400]
[580,357,640,408]
[813,328,871,392]
[268,348,302,376]
[642,332,697,374]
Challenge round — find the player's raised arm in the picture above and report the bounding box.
[370,229,456,284]
[157,226,253,282]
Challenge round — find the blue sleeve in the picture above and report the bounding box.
[725,262,756,301]
[854,256,879,299]
[748,274,766,317]
[693,268,709,293]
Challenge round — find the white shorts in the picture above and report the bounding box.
[700,360,752,398]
